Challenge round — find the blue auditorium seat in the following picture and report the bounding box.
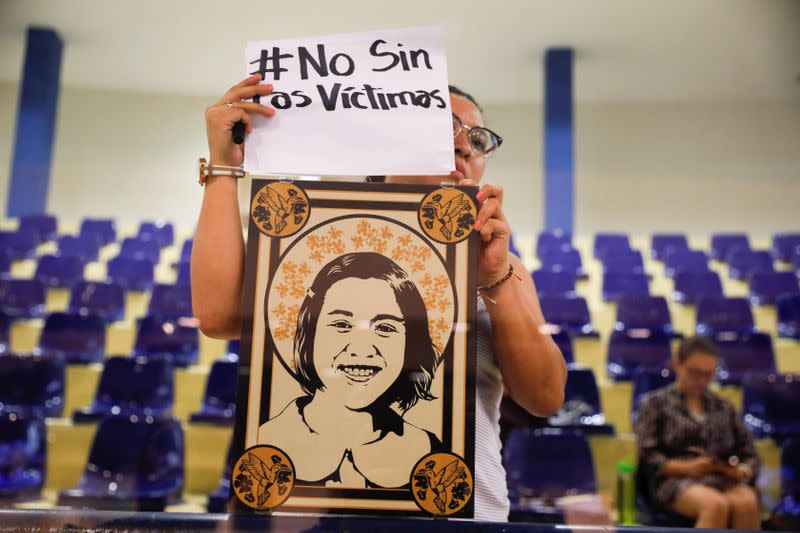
[0,354,65,418]
[57,235,100,263]
[69,281,126,323]
[179,239,192,262]
[536,230,571,258]
[133,315,199,367]
[794,249,800,275]
[539,248,586,278]
[34,255,86,288]
[0,313,8,355]
[716,332,776,386]
[750,271,800,306]
[729,249,775,281]
[57,415,184,511]
[79,219,116,247]
[606,330,672,381]
[742,373,800,441]
[531,270,576,298]
[695,297,756,336]
[36,312,106,364]
[0,230,39,260]
[771,440,800,528]
[539,296,598,337]
[73,357,173,423]
[119,238,161,264]
[503,428,596,523]
[0,415,46,500]
[710,233,749,262]
[773,234,800,263]
[672,271,724,304]
[19,214,57,243]
[189,359,237,424]
[778,294,800,339]
[175,260,190,285]
[650,234,689,261]
[593,233,631,260]
[147,284,192,319]
[550,330,574,365]
[546,367,614,435]
[225,339,240,360]
[207,440,232,513]
[0,252,9,276]
[614,295,678,337]
[602,272,649,302]
[138,221,174,249]
[664,249,710,278]
[603,250,645,275]
[0,279,46,319]
[107,256,155,292]
[631,367,675,425]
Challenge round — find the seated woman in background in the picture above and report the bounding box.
[636,336,761,530]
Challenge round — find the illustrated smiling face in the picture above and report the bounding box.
[313,277,406,409]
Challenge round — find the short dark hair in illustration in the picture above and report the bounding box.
[676,335,719,364]
[293,252,439,412]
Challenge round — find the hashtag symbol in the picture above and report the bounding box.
[249,47,294,81]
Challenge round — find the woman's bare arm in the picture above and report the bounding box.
[191,75,275,338]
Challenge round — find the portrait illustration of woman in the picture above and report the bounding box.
[257,251,444,488]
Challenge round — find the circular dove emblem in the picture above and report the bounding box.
[410,452,473,516]
[232,445,295,510]
[251,182,310,238]
[418,188,477,244]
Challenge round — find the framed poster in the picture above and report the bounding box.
[229,179,478,518]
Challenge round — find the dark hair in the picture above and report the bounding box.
[365,85,483,184]
[676,336,719,364]
[293,252,439,412]
[448,84,483,113]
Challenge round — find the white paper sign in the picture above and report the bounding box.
[244,27,453,177]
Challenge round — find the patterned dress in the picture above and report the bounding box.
[635,384,760,507]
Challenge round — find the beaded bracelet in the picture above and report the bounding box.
[477,263,516,304]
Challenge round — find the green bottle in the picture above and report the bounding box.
[616,459,636,526]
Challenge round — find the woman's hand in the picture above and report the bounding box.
[458,180,511,285]
[205,74,276,166]
[681,457,717,478]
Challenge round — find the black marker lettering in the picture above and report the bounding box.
[249,47,293,81]
[330,53,355,76]
[298,44,328,80]
[370,39,398,72]
[292,90,312,108]
[317,83,341,111]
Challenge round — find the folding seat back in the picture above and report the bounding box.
[189,360,238,424]
[651,234,688,261]
[773,234,800,263]
[34,255,85,288]
[37,312,106,364]
[539,296,596,336]
[79,219,116,247]
[0,229,39,259]
[0,415,46,498]
[147,284,192,319]
[57,235,100,263]
[664,250,709,278]
[531,270,576,298]
[539,248,583,277]
[0,279,46,318]
[615,295,674,335]
[69,281,126,323]
[716,333,776,386]
[695,297,755,336]
[594,233,631,260]
[603,250,645,275]
[536,231,572,258]
[631,367,675,424]
[107,257,155,292]
[138,221,174,249]
[133,316,199,367]
[119,238,161,264]
[602,272,649,302]
[710,234,749,262]
[728,249,774,280]
[672,271,723,304]
[19,214,57,243]
[550,330,574,365]
[0,354,65,418]
[607,330,672,381]
[750,272,800,306]
[777,294,800,339]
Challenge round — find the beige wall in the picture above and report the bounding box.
[1,82,798,241]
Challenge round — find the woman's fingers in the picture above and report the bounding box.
[225,83,275,104]
[475,198,502,227]
[227,101,276,118]
[215,74,262,105]
[476,183,504,204]
[477,218,509,243]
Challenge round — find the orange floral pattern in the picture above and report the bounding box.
[268,220,454,360]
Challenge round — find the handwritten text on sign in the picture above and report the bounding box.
[244,27,453,177]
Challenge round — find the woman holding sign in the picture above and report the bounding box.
[192,74,567,522]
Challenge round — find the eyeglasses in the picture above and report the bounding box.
[452,114,503,158]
